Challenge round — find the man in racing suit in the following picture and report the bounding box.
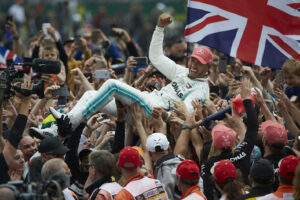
[50,13,213,128]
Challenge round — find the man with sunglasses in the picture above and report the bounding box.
[28,136,70,182]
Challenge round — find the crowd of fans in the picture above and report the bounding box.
[0,4,300,200]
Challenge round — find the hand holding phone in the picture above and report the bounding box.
[133,57,149,66]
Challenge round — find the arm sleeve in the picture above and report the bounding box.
[32,46,40,59]
[55,41,68,77]
[65,123,85,179]
[149,26,184,81]
[201,161,215,200]
[111,121,125,154]
[107,42,124,63]
[8,114,27,148]
[234,99,258,157]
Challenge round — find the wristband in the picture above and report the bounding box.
[182,125,192,130]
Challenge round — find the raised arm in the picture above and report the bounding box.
[149,13,184,80]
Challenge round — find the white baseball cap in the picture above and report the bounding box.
[146,133,169,152]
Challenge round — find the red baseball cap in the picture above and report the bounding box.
[117,146,142,170]
[262,121,287,146]
[176,160,200,180]
[189,46,213,65]
[212,124,235,149]
[278,155,300,180]
[212,160,237,184]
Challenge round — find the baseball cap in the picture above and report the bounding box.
[79,148,94,161]
[250,159,274,184]
[262,121,287,146]
[63,37,75,45]
[189,46,213,65]
[278,155,300,180]
[117,146,142,170]
[211,160,237,184]
[212,124,235,149]
[176,160,200,180]
[38,136,69,154]
[146,133,169,153]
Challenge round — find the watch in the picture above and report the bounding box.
[181,125,192,130]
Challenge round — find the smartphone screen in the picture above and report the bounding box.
[133,57,149,66]
[94,70,111,79]
[42,23,51,39]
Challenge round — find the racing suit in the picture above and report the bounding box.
[77,26,209,121]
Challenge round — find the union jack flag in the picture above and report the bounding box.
[0,46,23,69]
[184,0,300,69]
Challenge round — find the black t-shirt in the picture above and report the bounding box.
[0,153,10,184]
[201,100,258,200]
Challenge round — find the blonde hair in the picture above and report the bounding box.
[41,45,58,59]
[282,59,300,77]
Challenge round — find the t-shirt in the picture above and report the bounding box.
[0,153,10,184]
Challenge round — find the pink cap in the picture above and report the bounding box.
[189,46,213,65]
[261,121,287,146]
[212,124,235,149]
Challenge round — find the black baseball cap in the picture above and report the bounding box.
[78,148,94,161]
[63,37,75,45]
[250,159,275,184]
[38,136,69,154]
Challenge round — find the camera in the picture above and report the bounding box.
[0,180,64,200]
[0,58,61,100]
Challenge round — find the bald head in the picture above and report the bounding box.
[0,187,16,200]
[42,158,66,181]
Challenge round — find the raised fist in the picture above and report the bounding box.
[157,13,173,28]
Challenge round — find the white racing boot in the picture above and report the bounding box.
[29,124,58,139]
[49,91,97,129]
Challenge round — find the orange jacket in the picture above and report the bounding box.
[180,185,206,200]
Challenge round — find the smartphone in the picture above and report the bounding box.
[101,40,110,50]
[95,70,111,79]
[91,30,99,44]
[52,86,70,97]
[42,23,51,39]
[110,29,122,38]
[133,57,149,66]
[6,15,13,24]
[235,75,242,81]
[84,72,93,83]
[219,56,227,73]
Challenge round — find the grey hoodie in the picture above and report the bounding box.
[153,153,184,200]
